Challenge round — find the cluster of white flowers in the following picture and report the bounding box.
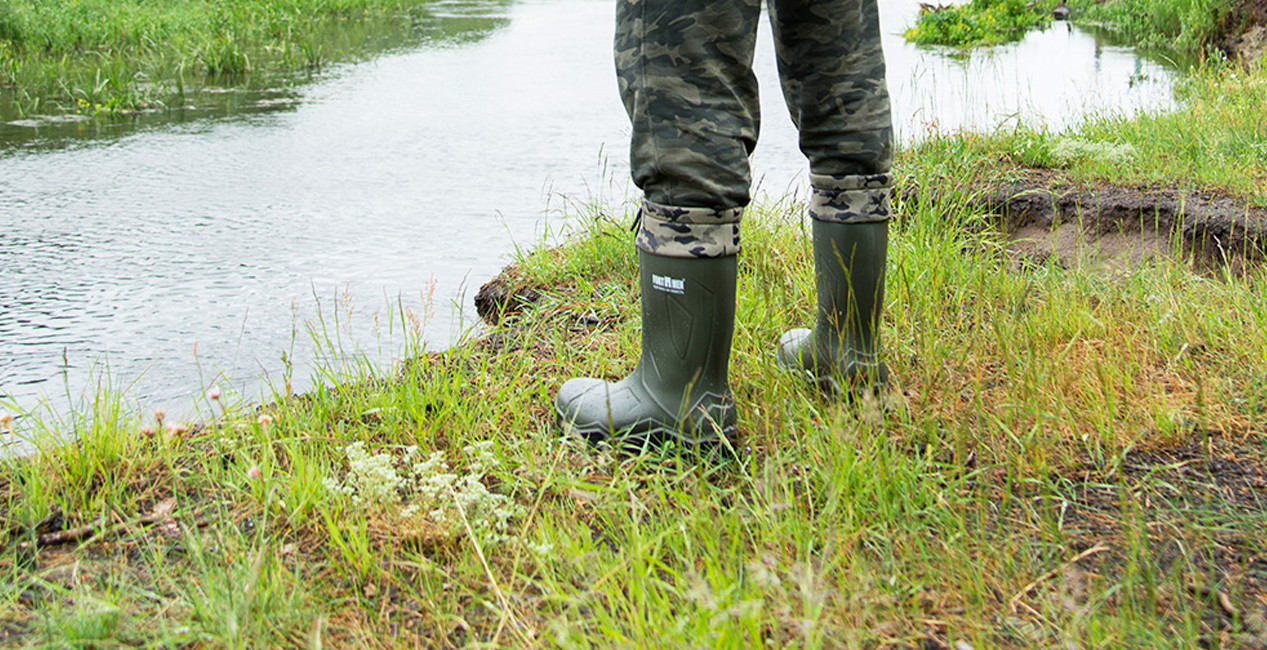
[322,441,403,506]
[324,440,524,544]
[1050,137,1138,167]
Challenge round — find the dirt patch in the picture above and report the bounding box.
[1220,0,1267,63]
[1053,440,1267,648]
[472,263,542,325]
[907,169,1267,274]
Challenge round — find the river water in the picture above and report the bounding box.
[1,0,1178,435]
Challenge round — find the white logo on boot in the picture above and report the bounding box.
[651,274,686,295]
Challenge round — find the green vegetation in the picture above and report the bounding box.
[941,61,1267,205]
[0,0,504,116]
[2,63,1266,649]
[905,0,1230,58]
[905,0,1060,48]
[1072,0,1230,59]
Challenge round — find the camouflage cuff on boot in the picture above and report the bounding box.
[808,173,894,224]
[635,199,742,259]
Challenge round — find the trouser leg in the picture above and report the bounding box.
[553,0,756,447]
[768,0,894,188]
[616,0,760,256]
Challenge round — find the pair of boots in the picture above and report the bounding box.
[555,219,889,448]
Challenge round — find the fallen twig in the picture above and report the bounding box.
[15,498,181,551]
[18,522,101,550]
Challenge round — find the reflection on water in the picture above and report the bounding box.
[0,0,1180,436]
[0,0,512,149]
[889,20,1178,139]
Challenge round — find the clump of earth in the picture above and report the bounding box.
[1220,0,1267,62]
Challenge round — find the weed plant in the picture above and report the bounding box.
[905,0,1058,48]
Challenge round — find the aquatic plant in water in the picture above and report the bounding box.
[905,0,1057,48]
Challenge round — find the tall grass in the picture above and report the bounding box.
[0,0,505,115]
[1069,0,1230,60]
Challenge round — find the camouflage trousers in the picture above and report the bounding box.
[617,0,895,258]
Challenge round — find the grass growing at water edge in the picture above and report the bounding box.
[3,176,1266,647]
[940,61,1267,206]
[905,0,1059,48]
[905,0,1231,59]
[0,0,507,116]
[1072,0,1233,59]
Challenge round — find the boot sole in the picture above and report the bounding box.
[554,408,736,452]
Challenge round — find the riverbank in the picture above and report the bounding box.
[0,0,504,115]
[3,59,1267,647]
[907,0,1267,61]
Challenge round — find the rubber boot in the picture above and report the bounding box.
[777,219,889,395]
[555,250,737,448]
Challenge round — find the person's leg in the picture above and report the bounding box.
[555,0,761,447]
[617,0,763,212]
[768,0,895,395]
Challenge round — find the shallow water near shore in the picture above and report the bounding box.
[0,0,1179,438]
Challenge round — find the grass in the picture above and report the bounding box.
[2,52,1267,650]
[935,59,1267,206]
[906,0,1230,59]
[0,0,507,116]
[1069,0,1231,60]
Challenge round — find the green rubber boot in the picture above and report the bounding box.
[777,219,889,395]
[555,250,737,448]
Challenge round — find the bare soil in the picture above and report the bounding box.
[1220,0,1267,62]
[903,168,1267,275]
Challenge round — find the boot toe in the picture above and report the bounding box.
[555,377,609,434]
[775,328,813,371]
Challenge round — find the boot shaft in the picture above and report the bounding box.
[637,250,737,403]
[812,219,888,352]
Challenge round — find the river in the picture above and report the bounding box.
[0,0,1178,438]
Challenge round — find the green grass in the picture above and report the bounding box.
[2,53,1266,650]
[1069,0,1231,60]
[905,0,1231,59]
[936,60,1267,206]
[0,0,506,116]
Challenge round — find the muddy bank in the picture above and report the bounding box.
[903,169,1267,274]
[1221,0,1267,62]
